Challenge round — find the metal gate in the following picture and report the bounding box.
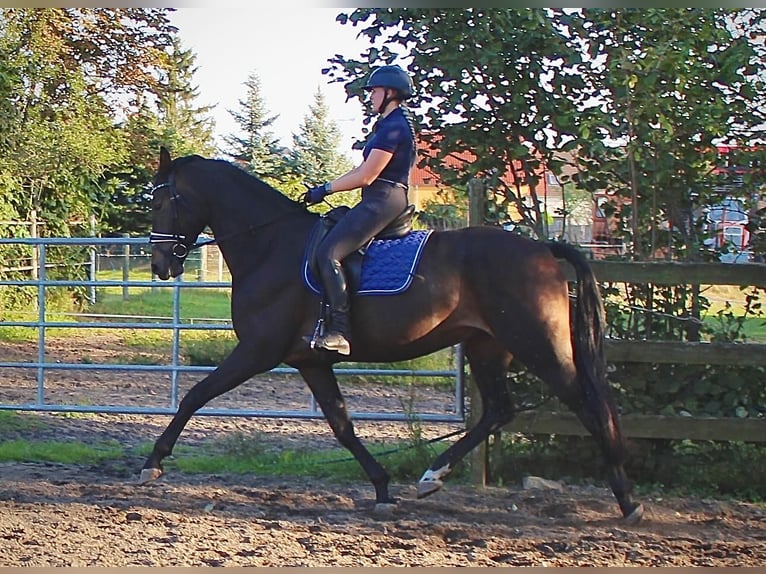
[0,236,465,423]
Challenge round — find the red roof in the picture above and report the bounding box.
[410,138,525,188]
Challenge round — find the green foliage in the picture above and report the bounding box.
[609,362,766,418]
[490,433,766,500]
[328,9,766,255]
[101,38,217,236]
[0,439,123,464]
[0,8,177,237]
[221,71,288,180]
[571,8,766,259]
[600,282,766,418]
[156,36,217,159]
[287,87,354,188]
[417,195,467,230]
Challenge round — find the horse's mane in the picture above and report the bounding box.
[175,155,304,210]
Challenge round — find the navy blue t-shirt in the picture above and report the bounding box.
[362,107,415,186]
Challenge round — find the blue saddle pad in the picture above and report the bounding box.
[303,230,433,296]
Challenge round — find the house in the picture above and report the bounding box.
[408,136,610,249]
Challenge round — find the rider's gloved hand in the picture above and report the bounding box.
[303,183,331,205]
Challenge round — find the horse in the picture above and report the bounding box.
[142,147,643,524]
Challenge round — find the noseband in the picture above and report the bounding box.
[148,175,192,260]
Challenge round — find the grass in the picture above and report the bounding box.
[0,409,762,502]
[90,284,232,322]
[0,409,48,432]
[0,438,123,464]
[0,409,462,485]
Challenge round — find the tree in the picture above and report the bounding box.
[289,86,353,185]
[98,38,218,235]
[0,8,177,237]
[326,9,587,237]
[326,8,766,256]
[155,36,217,158]
[570,8,766,261]
[222,71,288,182]
[0,9,130,236]
[97,102,162,235]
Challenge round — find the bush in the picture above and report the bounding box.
[489,432,766,500]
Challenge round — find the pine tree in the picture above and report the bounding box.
[101,39,217,235]
[289,86,353,184]
[156,37,216,157]
[222,71,287,180]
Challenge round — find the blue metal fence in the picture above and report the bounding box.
[0,236,465,423]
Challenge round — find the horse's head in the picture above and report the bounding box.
[149,147,208,280]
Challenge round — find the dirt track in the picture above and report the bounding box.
[0,338,764,565]
[0,453,764,566]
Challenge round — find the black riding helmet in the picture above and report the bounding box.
[363,64,414,100]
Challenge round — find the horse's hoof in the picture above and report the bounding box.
[138,467,163,484]
[623,503,644,525]
[417,477,443,499]
[373,502,397,515]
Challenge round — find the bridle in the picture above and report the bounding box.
[148,168,307,262]
[148,172,197,261]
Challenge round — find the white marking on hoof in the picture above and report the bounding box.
[138,467,163,484]
[417,464,450,498]
[623,503,644,525]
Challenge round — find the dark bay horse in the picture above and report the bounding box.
[142,147,643,523]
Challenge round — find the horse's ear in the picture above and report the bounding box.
[159,146,172,171]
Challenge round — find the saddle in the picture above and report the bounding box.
[305,204,417,295]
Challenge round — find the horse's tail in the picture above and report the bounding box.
[545,242,625,452]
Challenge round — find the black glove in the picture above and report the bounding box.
[303,183,330,205]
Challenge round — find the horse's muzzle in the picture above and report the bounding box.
[151,250,184,280]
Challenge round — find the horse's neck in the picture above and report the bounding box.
[207,194,312,280]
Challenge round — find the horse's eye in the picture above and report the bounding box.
[151,196,163,210]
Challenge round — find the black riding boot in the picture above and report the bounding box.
[315,259,352,355]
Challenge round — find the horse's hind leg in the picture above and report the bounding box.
[554,379,643,523]
[417,335,514,498]
[298,364,394,507]
[523,347,643,523]
[140,342,265,483]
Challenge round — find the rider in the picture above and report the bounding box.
[303,64,417,355]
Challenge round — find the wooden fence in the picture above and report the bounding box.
[501,260,766,443]
[466,258,766,485]
[464,184,766,483]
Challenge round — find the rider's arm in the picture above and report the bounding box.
[324,148,393,194]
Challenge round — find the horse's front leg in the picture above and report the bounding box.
[139,342,269,483]
[297,365,395,508]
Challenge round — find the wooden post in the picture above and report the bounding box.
[467,178,488,487]
[196,244,206,282]
[122,233,130,301]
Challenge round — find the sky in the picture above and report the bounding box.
[167,7,372,161]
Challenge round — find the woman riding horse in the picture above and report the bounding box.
[302,64,418,356]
